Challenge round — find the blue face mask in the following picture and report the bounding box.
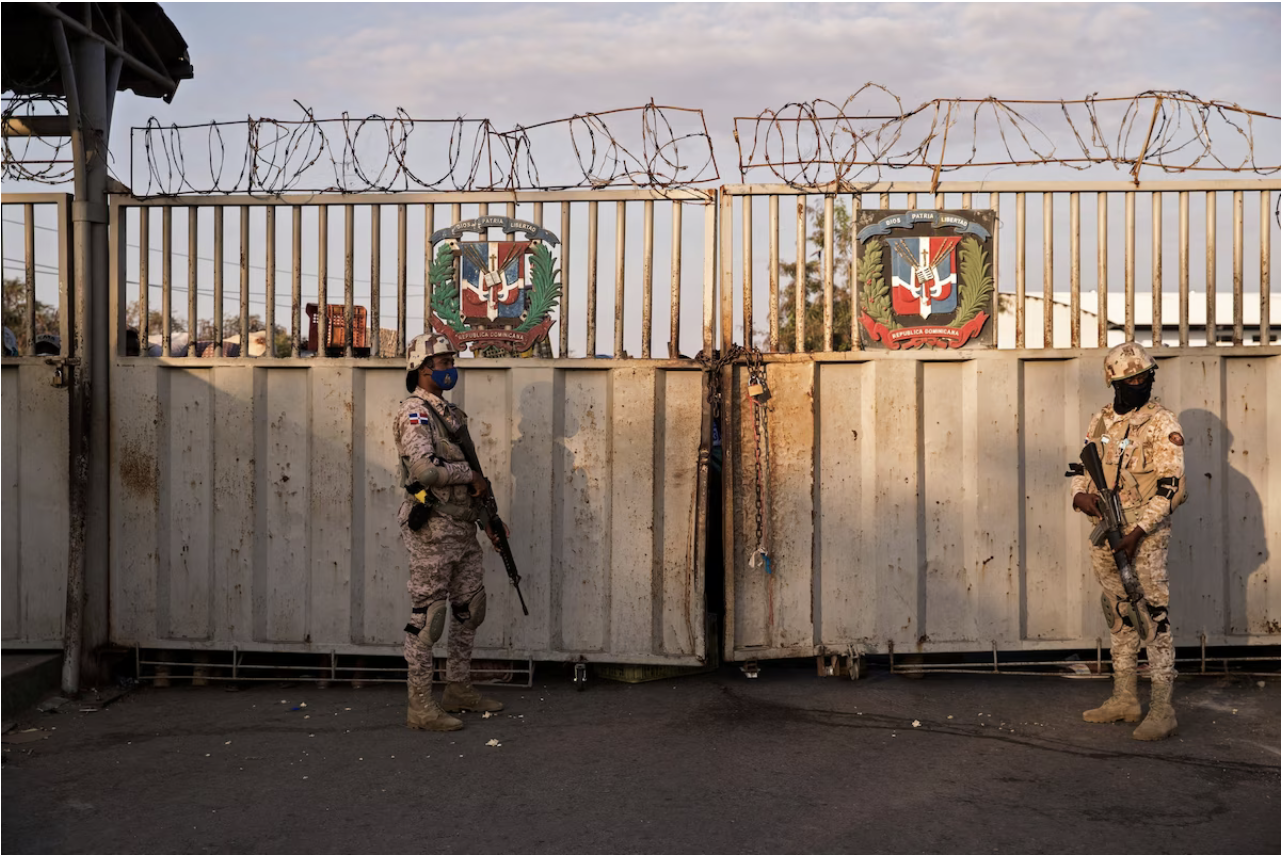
[431,368,459,391]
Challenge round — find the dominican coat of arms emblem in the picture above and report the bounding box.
[855,210,996,349]
[428,215,562,354]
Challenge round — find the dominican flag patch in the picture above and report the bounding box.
[408,412,424,425]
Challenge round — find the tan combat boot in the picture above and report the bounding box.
[441,681,504,713]
[406,683,463,731]
[1083,670,1142,723]
[1132,677,1177,741]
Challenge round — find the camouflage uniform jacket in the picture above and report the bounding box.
[1070,396,1187,535]
[393,388,477,519]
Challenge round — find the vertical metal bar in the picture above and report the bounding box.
[1178,192,1189,347]
[396,204,407,356]
[1042,192,1053,349]
[1124,191,1135,343]
[265,206,276,359]
[907,192,917,209]
[188,207,198,356]
[991,191,1001,345]
[880,191,890,209]
[239,206,250,358]
[1206,192,1216,347]
[370,205,380,358]
[851,192,862,350]
[1015,192,1025,349]
[615,200,627,358]
[318,205,328,355]
[423,204,434,344]
[1070,191,1080,349]
[137,206,147,356]
[162,207,172,356]
[586,200,598,357]
[22,203,36,354]
[561,202,571,358]
[213,206,224,357]
[57,195,72,354]
[768,194,779,352]
[291,206,302,358]
[962,192,972,209]
[795,194,806,352]
[642,198,654,358]
[823,194,834,351]
[934,191,945,209]
[1262,191,1273,346]
[721,190,734,352]
[741,195,753,350]
[669,201,681,358]
[1152,192,1163,347]
[1233,190,1244,346]
[344,204,354,358]
[1098,193,1108,348]
[703,201,716,353]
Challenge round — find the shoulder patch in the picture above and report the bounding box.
[1169,432,1184,447]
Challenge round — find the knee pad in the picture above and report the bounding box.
[404,599,448,645]
[451,587,487,631]
[1101,593,1125,634]
[1147,603,1170,637]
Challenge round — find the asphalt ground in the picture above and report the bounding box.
[2,664,1278,855]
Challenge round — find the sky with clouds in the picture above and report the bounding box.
[4,3,1279,353]
[110,1,1279,187]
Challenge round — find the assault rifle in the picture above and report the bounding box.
[1067,442,1149,631]
[455,424,530,616]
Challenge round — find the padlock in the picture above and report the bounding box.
[748,382,765,398]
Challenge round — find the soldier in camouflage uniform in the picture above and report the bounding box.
[1071,342,1187,741]
[395,333,504,731]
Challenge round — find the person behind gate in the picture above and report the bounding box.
[1070,342,1187,741]
[394,333,505,731]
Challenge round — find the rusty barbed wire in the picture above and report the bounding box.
[2,94,78,184]
[121,100,718,196]
[735,87,1281,190]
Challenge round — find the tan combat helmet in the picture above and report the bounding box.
[1103,341,1156,386]
[405,333,456,391]
[405,333,456,372]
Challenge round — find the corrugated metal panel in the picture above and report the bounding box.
[725,350,1280,661]
[107,362,709,665]
[1,364,70,647]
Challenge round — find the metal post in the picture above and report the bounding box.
[58,24,113,694]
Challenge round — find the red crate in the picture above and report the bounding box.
[306,303,368,354]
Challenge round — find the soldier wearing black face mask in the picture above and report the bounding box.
[1070,342,1187,741]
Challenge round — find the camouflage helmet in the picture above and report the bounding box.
[1103,341,1156,386]
[405,332,456,372]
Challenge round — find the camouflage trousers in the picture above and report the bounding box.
[1089,518,1176,685]
[399,502,485,689]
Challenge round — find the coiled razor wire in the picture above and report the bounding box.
[735,86,1280,190]
[124,100,718,196]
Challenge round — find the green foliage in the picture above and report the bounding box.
[949,236,993,327]
[857,239,899,331]
[515,243,561,333]
[428,244,463,329]
[2,278,59,352]
[777,201,855,352]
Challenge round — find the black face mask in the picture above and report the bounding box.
[1113,374,1154,414]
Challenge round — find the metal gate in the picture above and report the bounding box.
[716,180,1280,662]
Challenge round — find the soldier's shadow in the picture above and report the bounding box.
[1175,407,1272,638]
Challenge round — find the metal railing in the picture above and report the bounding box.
[720,178,1278,352]
[0,192,73,356]
[4,181,1278,361]
[107,189,717,361]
